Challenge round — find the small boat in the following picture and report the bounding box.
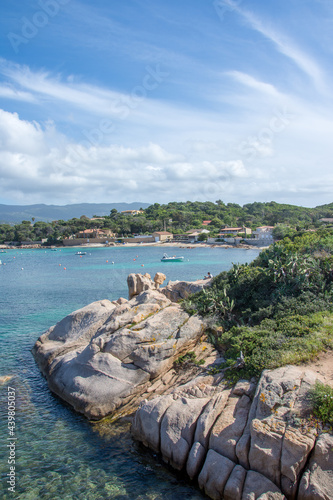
[161,253,184,262]
[75,251,87,255]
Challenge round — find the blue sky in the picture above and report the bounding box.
[0,0,332,207]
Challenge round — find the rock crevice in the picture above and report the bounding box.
[132,366,333,500]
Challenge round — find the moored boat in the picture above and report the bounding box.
[161,253,184,262]
[75,251,87,255]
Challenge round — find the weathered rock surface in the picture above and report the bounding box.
[161,278,213,302]
[154,272,166,288]
[132,365,333,500]
[127,272,156,299]
[32,272,332,498]
[298,433,333,500]
[127,272,212,303]
[33,278,219,420]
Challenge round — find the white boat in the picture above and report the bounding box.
[161,253,184,262]
[75,251,87,255]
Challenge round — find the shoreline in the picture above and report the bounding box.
[0,241,269,251]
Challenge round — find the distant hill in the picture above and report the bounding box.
[0,203,151,224]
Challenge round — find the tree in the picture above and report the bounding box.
[272,225,296,241]
[198,232,209,241]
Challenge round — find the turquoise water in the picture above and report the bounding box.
[0,245,260,499]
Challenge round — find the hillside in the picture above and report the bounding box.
[0,202,150,224]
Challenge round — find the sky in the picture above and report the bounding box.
[0,0,332,207]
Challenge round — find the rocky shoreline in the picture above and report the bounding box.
[32,273,333,499]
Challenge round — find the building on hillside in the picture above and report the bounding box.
[320,218,333,224]
[202,220,211,226]
[218,227,252,236]
[76,228,115,239]
[253,226,274,240]
[152,231,173,242]
[186,229,210,241]
[121,210,144,215]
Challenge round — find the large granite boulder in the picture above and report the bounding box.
[33,285,217,420]
[132,365,332,500]
[161,278,213,302]
[33,299,116,375]
[127,272,211,302]
[127,272,156,299]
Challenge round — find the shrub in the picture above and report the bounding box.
[311,382,333,426]
[182,229,333,380]
[202,311,333,380]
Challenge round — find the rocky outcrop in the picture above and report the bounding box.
[132,365,333,500]
[127,272,157,299]
[127,271,167,299]
[127,272,212,302]
[32,272,332,498]
[161,277,213,302]
[154,272,166,288]
[33,282,220,420]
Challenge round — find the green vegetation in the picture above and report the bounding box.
[1,199,333,244]
[311,382,333,427]
[183,228,333,380]
[174,351,205,368]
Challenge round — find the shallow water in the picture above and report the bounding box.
[0,245,260,499]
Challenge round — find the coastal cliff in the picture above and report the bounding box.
[32,272,333,499]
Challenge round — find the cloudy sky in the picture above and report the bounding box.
[0,0,332,207]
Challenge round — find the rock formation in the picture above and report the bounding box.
[126,271,211,302]
[127,272,166,299]
[132,365,333,500]
[32,273,332,498]
[32,275,220,420]
[161,277,212,302]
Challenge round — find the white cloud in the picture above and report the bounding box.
[0,109,47,155]
[0,59,127,117]
[0,99,333,207]
[225,71,282,99]
[0,85,35,102]
[231,4,326,90]
[0,109,254,204]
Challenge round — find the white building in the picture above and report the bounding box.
[253,226,274,241]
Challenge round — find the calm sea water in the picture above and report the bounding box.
[0,245,260,499]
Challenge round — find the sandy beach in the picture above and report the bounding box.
[1,241,270,251]
[0,241,269,251]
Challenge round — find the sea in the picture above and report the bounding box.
[0,245,260,500]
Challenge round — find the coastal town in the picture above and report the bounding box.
[1,200,333,249]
